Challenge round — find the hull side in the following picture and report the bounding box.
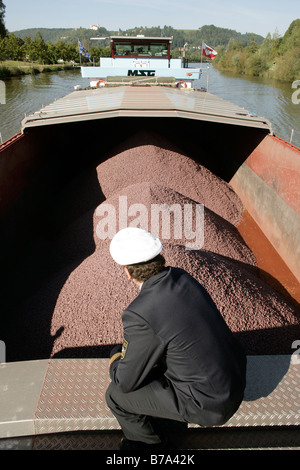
[230,135,300,284]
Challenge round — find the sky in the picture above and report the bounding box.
[4,0,300,38]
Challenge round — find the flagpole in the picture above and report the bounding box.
[78,39,81,66]
[200,41,203,69]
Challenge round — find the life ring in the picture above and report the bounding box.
[176,81,187,88]
[96,79,106,88]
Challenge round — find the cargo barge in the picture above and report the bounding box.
[0,36,299,447]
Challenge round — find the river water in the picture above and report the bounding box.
[0,66,299,147]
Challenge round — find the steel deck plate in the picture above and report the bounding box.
[0,355,299,441]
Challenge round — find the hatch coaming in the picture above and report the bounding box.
[21,86,272,133]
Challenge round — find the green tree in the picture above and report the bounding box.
[278,19,300,54]
[1,33,24,60]
[0,36,5,60]
[246,35,259,54]
[23,36,35,61]
[0,0,6,38]
[226,38,244,52]
[260,33,274,60]
[47,42,59,63]
[271,28,281,54]
[273,19,300,81]
[89,45,110,63]
[61,42,78,62]
[32,31,49,63]
[247,54,268,76]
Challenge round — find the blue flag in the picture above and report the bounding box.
[78,40,91,62]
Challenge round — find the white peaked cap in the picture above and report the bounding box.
[110,227,163,265]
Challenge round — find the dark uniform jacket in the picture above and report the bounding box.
[109,267,247,426]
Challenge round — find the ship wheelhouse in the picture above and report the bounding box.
[110,36,172,60]
[81,35,202,87]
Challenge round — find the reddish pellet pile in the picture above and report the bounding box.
[7,131,300,360]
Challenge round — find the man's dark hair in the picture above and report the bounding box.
[124,254,166,282]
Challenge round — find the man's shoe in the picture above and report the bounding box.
[120,436,167,451]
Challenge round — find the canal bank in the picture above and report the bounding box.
[0,61,78,79]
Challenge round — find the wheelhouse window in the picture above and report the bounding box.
[111,38,171,59]
[115,42,132,56]
[149,43,169,57]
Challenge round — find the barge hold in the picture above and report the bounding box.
[0,38,299,447]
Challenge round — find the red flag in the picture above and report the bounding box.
[202,42,218,60]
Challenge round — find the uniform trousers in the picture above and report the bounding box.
[105,376,187,444]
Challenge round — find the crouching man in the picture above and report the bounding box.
[106,228,246,450]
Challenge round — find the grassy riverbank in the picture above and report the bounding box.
[0,60,78,78]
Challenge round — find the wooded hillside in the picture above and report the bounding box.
[12,24,264,50]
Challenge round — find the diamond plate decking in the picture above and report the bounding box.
[0,355,299,446]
